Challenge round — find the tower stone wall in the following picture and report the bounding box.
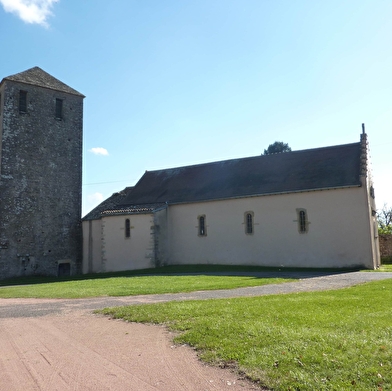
[0,67,84,279]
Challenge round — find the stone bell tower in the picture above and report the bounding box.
[0,67,84,279]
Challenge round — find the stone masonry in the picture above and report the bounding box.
[0,67,84,279]
[379,234,392,259]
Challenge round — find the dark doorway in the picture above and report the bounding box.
[58,262,71,277]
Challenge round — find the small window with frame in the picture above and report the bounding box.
[125,218,131,238]
[55,98,63,120]
[244,211,254,235]
[19,90,27,113]
[296,208,309,234]
[198,215,207,236]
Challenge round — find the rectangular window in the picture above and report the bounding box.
[0,93,2,116]
[125,219,131,238]
[19,90,27,113]
[198,215,207,236]
[55,98,63,119]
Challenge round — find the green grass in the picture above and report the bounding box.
[379,264,392,272]
[0,265,295,298]
[0,264,355,288]
[380,257,392,266]
[100,280,392,391]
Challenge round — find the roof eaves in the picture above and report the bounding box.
[101,203,167,216]
[166,184,362,205]
[16,80,85,98]
[4,78,85,98]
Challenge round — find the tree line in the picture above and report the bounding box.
[378,204,392,235]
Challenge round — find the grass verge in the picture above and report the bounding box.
[379,264,392,272]
[100,280,392,391]
[0,265,297,298]
[380,256,392,267]
[368,264,392,272]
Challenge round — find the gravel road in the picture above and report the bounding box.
[1,271,392,318]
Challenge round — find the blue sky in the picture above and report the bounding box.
[1,0,391,216]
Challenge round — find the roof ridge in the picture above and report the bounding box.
[145,141,361,174]
[288,141,360,155]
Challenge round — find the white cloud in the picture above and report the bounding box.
[0,0,59,27]
[89,147,109,156]
[87,192,104,205]
[82,192,105,217]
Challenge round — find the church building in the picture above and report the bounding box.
[83,129,380,272]
[1,67,380,279]
[0,67,84,279]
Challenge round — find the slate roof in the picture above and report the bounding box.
[2,67,84,97]
[83,187,135,220]
[82,186,167,220]
[119,142,362,206]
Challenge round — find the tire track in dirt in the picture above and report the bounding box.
[1,311,257,390]
[0,319,43,390]
[30,314,162,391]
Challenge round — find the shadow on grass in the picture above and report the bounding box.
[0,264,362,288]
[381,256,392,265]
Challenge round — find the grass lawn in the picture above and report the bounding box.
[0,265,296,299]
[100,279,392,391]
[379,264,392,272]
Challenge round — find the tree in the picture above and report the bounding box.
[377,204,392,235]
[263,141,292,155]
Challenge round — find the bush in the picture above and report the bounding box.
[381,256,392,265]
[379,226,392,235]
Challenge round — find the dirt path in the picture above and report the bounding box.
[0,310,259,390]
[1,271,391,390]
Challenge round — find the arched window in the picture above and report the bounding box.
[198,215,207,236]
[297,209,308,233]
[245,212,254,234]
[125,218,131,238]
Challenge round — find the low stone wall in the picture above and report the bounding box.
[379,234,392,259]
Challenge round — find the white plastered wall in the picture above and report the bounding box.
[166,187,376,269]
[101,214,155,272]
[82,213,156,273]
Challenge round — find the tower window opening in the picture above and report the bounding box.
[55,98,63,119]
[19,90,27,113]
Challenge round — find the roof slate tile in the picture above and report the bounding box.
[121,142,362,205]
[83,139,364,220]
[3,67,84,97]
